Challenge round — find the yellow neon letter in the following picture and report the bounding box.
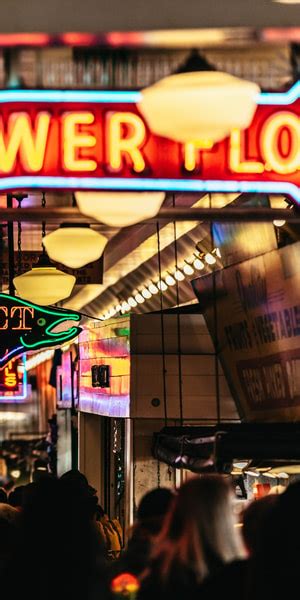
[184,140,214,172]
[260,112,300,174]
[229,129,264,174]
[0,112,50,173]
[62,112,97,171]
[107,112,146,173]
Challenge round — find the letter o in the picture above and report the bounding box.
[260,112,300,174]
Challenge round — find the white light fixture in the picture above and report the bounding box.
[204,252,217,265]
[142,287,152,299]
[76,191,165,227]
[121,301,130,312]
[273,220,286,227]
[139,71,259,144]
[165,273,176,286]
[157,280,168,291]
[135,292,145,304]
[13,254,75,305]
[11,469,21,479]
[215,247,222,258]
[193,257,205,270]
[127,296,137,308]
[174,269,185,281]
[148,282,159,294]
[42,224,108,269]
[183,262,194,275]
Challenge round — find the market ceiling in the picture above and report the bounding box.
[0,0,299,36]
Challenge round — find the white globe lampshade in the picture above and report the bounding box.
[13,255,76,305]
[139,71,260,143]
[75,192,165,227]
[42,225,107,269]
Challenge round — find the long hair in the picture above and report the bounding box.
[150,475,245,585]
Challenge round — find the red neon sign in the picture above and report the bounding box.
[0,359,19,391]
[0,86,299,201]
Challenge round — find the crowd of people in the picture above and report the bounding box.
[0,469,298,599]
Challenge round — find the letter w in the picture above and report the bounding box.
[0,112,50,173]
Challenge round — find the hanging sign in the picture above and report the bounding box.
[0,293,82,368]
[0,85,299,202]
[0,355,27,402]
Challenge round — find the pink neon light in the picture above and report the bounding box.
[0,33,50,46]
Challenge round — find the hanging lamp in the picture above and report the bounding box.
[13,192,76,305]
[13,251,76,306]
[75,191,165,227]
[139,50,260,144]
[42,224,108,269]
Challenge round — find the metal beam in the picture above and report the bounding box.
[0,206,298,223]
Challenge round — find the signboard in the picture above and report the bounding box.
[0,85,299,201]
[192,241,300,422]
[0,293,82,368]
[0,251,103,289]
[0,355,27,402]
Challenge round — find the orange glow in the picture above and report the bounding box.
[184,140,214,172]
[59,33,97,46]
[107,112,146,173]
[0,307,8,330]
[0,33,50,46]
[261,112,300,174]
[62,112,97,172]
[0,112,50,174]
[4,362,17,388]
[229,129,264,174]
[111,573,140,594]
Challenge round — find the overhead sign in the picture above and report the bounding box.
[0,85,300,201]
[0,293,82,368]
[192,240,300,422]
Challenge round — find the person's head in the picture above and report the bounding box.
[242,494,278,556]
[136,488,175,535]
[60,470,98,520]
[0,487,7,503]
[152,475,245,584]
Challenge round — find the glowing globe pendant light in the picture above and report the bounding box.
[75,192,165,227]
[139,51,259,144]
[42,224,107,269]
[13,254,76,306]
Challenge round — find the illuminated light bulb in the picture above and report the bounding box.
[140,71,260,144]
[76,192,165,227]
[174,269,185,281]
[115,304,122,312]
[13,254,75,305]
[193,257,205,270]
[121,302,130,312]
[128,296,137,308]
[183,262,194,276]
[165,273,176,286]
[148,282,159,295]
[142,288,152,299]
[157,280,168,292]
[273,220,286,227]
[204,252,216,265]
[42,224,107,268]
[135,293,145,304]
[11,469,21,479]
[215,247,222,258]
[108,307,117,316]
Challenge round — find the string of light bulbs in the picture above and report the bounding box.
[98,246,221,320]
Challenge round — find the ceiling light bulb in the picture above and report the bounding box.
[193,257,205,270]
[76,192,165,227]
[215,247,222,258]
[142,288,152,299]
[115,304,122,312]
[121,302,130,312]
[128,296,137,308]
[157,280,168,291]
[135,293,145,304]
[165,273,176,286]
[148,282,159,294]
[13,255,75,305]
[273,220,286,227]
[42,225,107,268]
[174,269,185,281]
[204,252,216,265]
[140,71,259,143]
[183,262,194,275]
